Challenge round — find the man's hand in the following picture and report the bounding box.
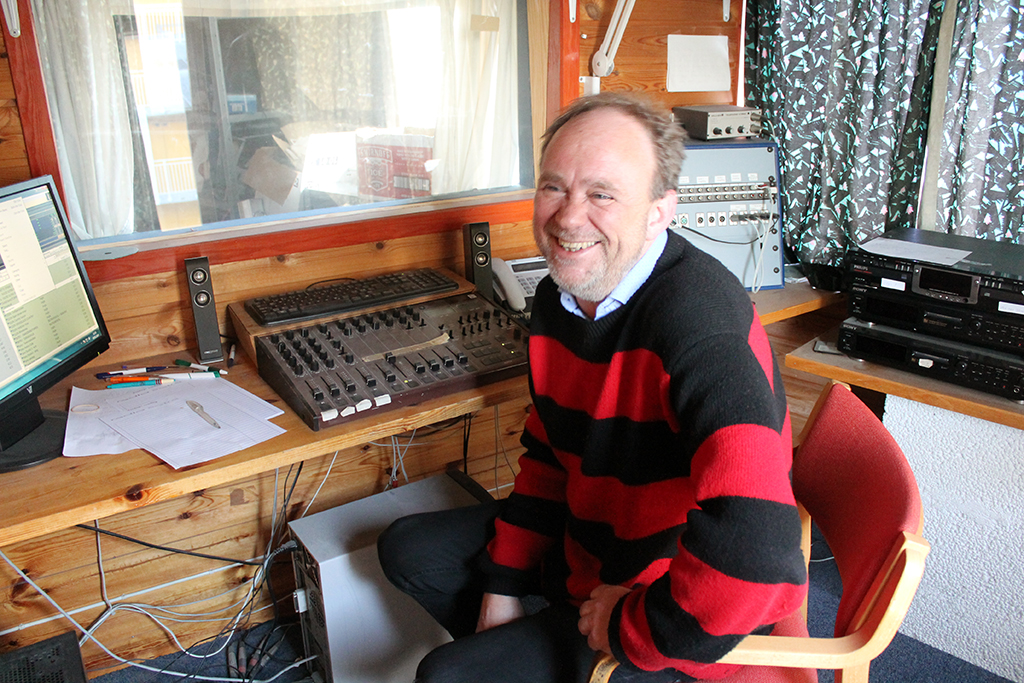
[578,584,631,652]
[476,592,526,633]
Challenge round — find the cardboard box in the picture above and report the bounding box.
[356,132,433,201]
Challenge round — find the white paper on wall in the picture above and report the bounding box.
[666,35,731,92]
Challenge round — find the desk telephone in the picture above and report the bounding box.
[492,256,548,312]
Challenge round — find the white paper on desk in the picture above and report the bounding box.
[103,389,285,469]
[63,379,285,464]
[64,387,141,456]
[667,35,731,92]
[860,236,971,266]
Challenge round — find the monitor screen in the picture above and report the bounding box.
[0,176,109,471]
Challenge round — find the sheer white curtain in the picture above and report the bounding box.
[31,0,135,240]
[431,0,520,195]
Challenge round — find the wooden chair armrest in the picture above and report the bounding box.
[590,531,929,682]
[720,531,929,668]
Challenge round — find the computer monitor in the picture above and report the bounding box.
[0,176,110,472]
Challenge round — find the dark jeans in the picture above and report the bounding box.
[377,501,685,683]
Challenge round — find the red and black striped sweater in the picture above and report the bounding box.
[483,233,808,680]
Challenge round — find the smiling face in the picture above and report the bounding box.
[533,107,677,317]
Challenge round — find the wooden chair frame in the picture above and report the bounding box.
[589,382,930,683]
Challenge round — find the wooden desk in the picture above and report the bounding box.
[0,281,840,549]
[786,327,1024,431]
[0,350,527,548]
[750,282,844,325]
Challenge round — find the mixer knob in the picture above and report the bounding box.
[429,359,441,372]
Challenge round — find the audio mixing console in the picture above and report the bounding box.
[251,292,529,431]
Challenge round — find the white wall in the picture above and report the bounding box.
[883,396,1024,683]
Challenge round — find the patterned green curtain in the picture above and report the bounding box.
[933,1,1024,243]
[745,0,941,277]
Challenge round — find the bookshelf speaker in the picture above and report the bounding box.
[184,256,224,363]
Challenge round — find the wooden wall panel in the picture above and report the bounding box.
[575,0,744,107]
[0,54,30,185]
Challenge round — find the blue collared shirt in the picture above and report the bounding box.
[559,230,668,320]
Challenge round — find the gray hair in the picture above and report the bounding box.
[540,92,686,201]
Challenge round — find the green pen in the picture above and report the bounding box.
[105,379,174,389]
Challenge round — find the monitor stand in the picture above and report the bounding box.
[0,410,67,473]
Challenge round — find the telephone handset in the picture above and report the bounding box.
[492,256,548,312]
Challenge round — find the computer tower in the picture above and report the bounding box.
[288,473,488,683]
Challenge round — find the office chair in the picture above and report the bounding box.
[589,381,930,683]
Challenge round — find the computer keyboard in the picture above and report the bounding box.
[244,268,459,326]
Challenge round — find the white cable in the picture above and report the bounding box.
[750,217,768,293]
[83,547,274,659]
[0,558,261,638]
[299,450,339,518]
[385,430,415,489]
[0,547,313,682]
[398,430,414,482]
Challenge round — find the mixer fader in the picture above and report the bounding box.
[253,292,529,431]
